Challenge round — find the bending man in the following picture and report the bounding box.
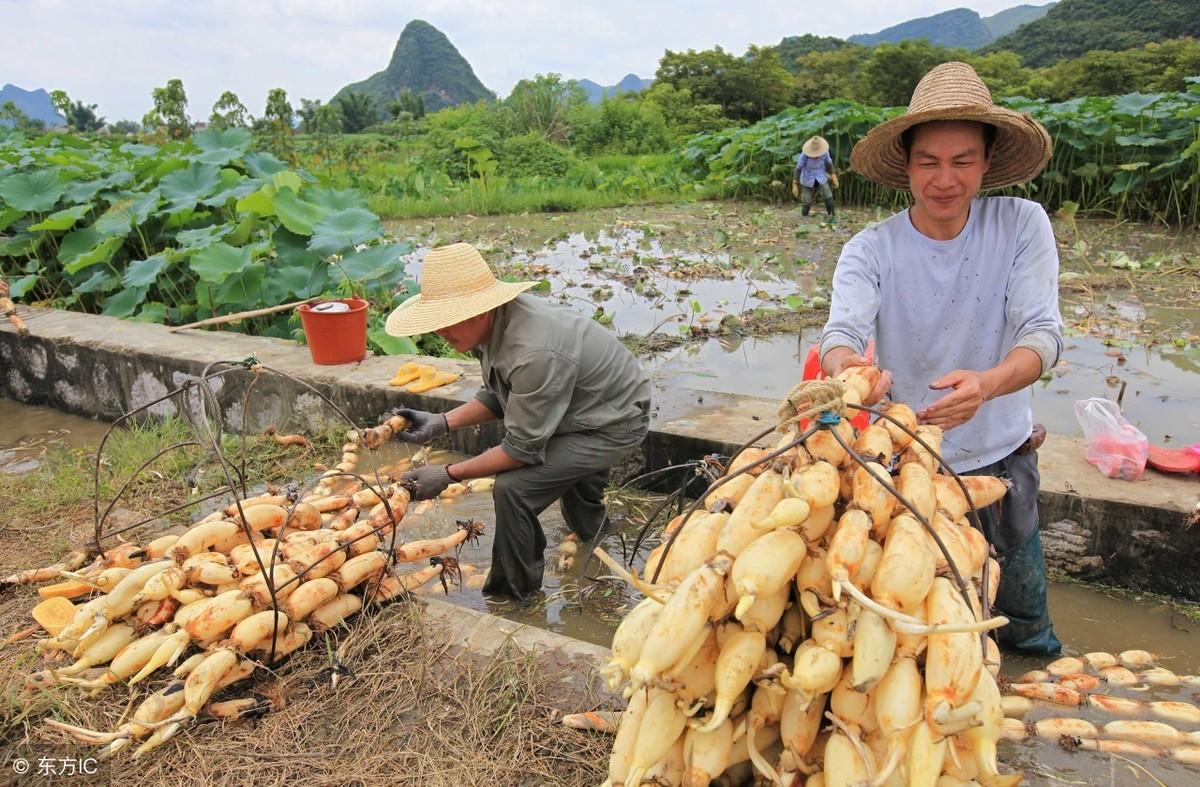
[384,242,650,599]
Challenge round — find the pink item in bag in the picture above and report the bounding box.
[1073,397,1148,481]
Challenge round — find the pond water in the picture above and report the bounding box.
[402,207,1200,447]
[0,399,111,474]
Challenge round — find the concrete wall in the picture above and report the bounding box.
[3,307,1198,598]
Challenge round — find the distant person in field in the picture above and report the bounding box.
[792,135,839,218]
[384,243,650,600]
[820,62,1064,654]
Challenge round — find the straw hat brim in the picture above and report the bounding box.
[384,279,536,337]
[850,104,1052,190]
[802,139,829,157]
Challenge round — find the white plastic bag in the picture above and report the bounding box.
[1073,397,1148,481]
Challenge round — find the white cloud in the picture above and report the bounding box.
[1,0,1030,121]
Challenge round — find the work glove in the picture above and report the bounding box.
[830,173,840,189]
[400,464,454,501]
[393,407,448,444]
[790,176,799,198]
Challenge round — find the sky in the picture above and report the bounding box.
[2,0,1028,121]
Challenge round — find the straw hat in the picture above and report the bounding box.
[850,61,1052,190]
[384,243,535,337]
[802,136,829,157]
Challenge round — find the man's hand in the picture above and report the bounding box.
[823,347,892,406]
[918,369,993,430]
[393,408,448,444]
[400,465,454,500]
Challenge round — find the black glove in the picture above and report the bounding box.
[401,464,454,500]
[393,408,448,444]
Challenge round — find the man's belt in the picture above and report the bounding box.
[1015,423,1047,456]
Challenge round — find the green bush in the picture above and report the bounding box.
[499,133,577,178]
[570,97,674,155]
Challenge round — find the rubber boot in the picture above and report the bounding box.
[825,200,836,218]
[801,204,811,217]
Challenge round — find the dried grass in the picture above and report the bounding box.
[2,600,611,787]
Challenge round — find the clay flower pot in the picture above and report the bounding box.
[297,297,368,365]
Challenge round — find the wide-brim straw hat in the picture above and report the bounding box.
[384,242,535,337]
[850,61,1052,190]
[802,136,829,157]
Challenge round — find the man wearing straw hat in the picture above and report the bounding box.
[384,243,650,599]
[792,135,839,218]
[820,62,1063,654]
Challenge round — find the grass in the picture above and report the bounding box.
[0,419,346,577]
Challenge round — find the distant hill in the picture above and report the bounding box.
[987,0,1200,66]
[982,3,1056,39]
[0,84,64,126]
[773,35,852,72]
[843,2,1055,51]
[333,20,494,113]
[575,74,654,104]
[848,8,994,49]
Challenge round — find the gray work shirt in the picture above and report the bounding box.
[473,294,651,465]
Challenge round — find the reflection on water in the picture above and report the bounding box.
[409,227,821,338]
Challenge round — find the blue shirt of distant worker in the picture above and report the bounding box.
[793,135,838,218]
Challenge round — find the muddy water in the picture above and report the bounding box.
[645,326,1200,445]
[403,210,1200,447]
[0,398,111,473]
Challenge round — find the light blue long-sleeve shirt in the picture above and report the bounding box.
[795,152,833,187]
[820,197,1063,471]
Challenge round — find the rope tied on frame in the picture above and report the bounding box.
[776,379,847,431]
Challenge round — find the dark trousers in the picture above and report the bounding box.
[482,428,645,599]
[800,181,835,216]
[965,449,1062,655]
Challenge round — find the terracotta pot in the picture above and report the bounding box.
[297,297,368,365]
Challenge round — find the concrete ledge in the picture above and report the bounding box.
[3,307,1199,597]
[422,596,613,704]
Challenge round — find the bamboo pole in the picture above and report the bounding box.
[170,299,316,333]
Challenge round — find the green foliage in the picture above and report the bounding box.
[336,92,380,134]
[333,19,494,113]
[680,84,1200,225]
[256,88,296,162]
[209,91,251,130]
[142,78,191,140]
[391,89,426,119]
[1,102,47,133]
[499,133,576,178]
[860,40,967,106]
[0,128,410,342]
[656,45,793,123]
[772,35,851,72]
[48,90,103,132]
[1014,39,1200,101]
[642,83,732,137]
[109,120,142,136]
[569,95,673,155]
[987,0,1200,67]
[505,74,586,144]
